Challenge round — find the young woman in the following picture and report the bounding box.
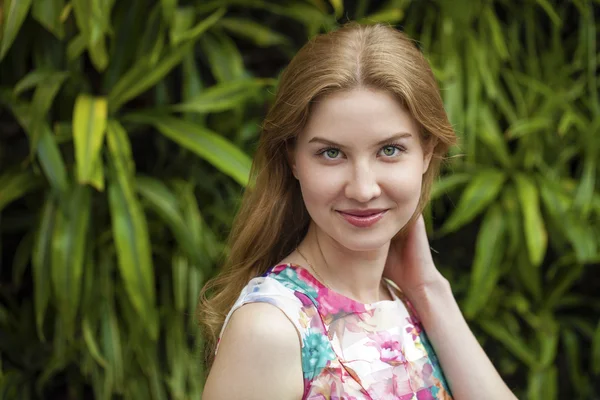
[200,23,516,400]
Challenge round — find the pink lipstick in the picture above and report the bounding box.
[337,210,387,228]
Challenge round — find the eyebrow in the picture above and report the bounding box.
[308,132,413,148]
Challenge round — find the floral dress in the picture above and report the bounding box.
[217,263,453,400]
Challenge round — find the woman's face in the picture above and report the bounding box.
[290,88,432,251]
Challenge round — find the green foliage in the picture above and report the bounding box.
[0,0,598,399]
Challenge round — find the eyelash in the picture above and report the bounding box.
[315,142,407,160]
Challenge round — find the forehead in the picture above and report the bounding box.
[301,88,419,143]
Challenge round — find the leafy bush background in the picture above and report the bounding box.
[0,0,599,399]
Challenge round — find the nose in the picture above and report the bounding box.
[344,164,381,203]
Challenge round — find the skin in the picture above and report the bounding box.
[203,88,517,399]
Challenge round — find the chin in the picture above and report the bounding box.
[330,224,400,252]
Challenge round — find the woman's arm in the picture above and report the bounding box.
[405,276,517,399]
[385,215,516,399]
[202,303,304,400]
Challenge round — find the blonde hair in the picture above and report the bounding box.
[198,22,456,366]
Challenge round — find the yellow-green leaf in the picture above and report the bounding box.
[106,120,157,339]
[127,114,251,186]
[83,317,108,368]
[171,79,272,114]
[328,0,343,18]
[464,204,506,318]
[0,170,42,211]
[479,318,537,367]
[32,196,57,341]
[200,31,245,83]
[73,95,107,186]
[440,169,506,234]
[135,176,203,265]
[219,18,291,47]
[0,0,33,61]
[37,125,69,194]
[50,185,91,337]
[514,174,547,267]
[101,302,124,391]
[172,254,188,312]
[430,173,470,202]
[593,319,600,375]
[32,0,65,39]
[358,8,404,24]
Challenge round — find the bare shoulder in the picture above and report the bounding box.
[202,302,304,400]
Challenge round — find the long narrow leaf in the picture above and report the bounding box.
[440,169,506,234]
[514,174,547,267]
[464,204,506,317]
[171,79,272,114]
[73,95,107,188]
[32,196,57,341]
[0,170,42,211]
[127,114,251,186]
[108,8,224,112]
[0,0,33,60]
[32,0,65,39]
[106,120,157,339]
[50,185,91,337]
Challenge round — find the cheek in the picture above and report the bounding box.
[296,158,342,207]
[384,165,424,202]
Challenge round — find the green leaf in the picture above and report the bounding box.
[593,319,600,375]
[514,174,547,267]
[328,0,343,18]
[479,318,537,367]
[429,173,470,201]
[506,117,552,139]
[200,31,245,83]
[161,0,177,24]
[219,18,291,47]
[73,95,107,188]
[440,169,506,234]
[535,0,562,26]
[357,8,404,24]
[37,124,69,194]
[573,151,596,216]
[562,329,586,389]
[32,0,65,39]
[464,204,506,318]
[527,367,558,400]
[135,176,203,265]
[172,254,188,312]
[50,185,91,336]
[13,69,68,95]
[108,42,186,112]
[106,120,157,339]
[82,317,108,368]
[478,106,512,168]
[71,0,113,71]
[171,79,272,114]
[32,196,57,341]
[484,6,509,60]
[0,170,43,211]
[101,301,124,391]
[0,0,33,61]
[127,114,251,186]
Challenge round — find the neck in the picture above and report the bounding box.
[297,221,392,303]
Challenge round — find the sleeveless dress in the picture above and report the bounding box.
[216,263,453,400]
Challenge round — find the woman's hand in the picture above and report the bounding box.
[383,214,447,299]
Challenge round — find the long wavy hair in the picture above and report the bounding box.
[198,22,457,366]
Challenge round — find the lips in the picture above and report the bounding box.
[337,209,388,228]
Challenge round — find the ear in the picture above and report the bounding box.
[285,140,299,179]
[422,137,437,175]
